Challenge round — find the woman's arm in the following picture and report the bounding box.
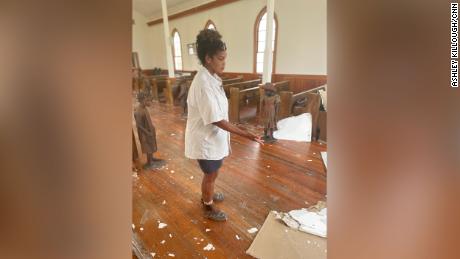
[212,120,264,145]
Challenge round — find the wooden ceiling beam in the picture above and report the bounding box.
[147,0,240,26]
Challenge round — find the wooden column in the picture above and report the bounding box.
[279,91,292,120]
[229,87,240,123]
[318,110,327,142]
[164,78,175,105]
[304,93,321,141]
[258,84,265,115]
[150,78,159,100]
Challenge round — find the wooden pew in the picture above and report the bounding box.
[228,80,290,123]
[224,79,262,97]
[278,85,326,119]
[278,84,326,140]
[228,86,261,123]
[173,75,194,92]
[222,76,243,85]
[146,75,174,105]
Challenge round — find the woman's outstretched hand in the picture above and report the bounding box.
[212,120,264,145]
[246,132,264,145]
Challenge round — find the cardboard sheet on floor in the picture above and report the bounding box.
[246,211,326,259]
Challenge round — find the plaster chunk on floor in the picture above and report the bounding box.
[273,113,312,142]
[280,201,327,238]
[247,227,258,234]
[158,222,167,229]
[203,243,215,251]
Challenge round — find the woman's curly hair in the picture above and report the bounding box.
[196,29,227,65]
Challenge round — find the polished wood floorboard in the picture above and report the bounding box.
[132,100,327,259]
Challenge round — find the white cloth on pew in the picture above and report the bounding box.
[273,113,312,142]
[319,87,327,111]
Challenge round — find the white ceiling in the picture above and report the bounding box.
[133,0,213,19]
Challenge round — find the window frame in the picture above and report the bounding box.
[171,28,183,71]
[204,19,217,30]
[253,7,278,74]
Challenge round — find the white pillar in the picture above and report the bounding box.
[161,0,175,78]
[262,0,275,83]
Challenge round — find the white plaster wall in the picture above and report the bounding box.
[275,0,327,74]
[139,0,327,75]
[161,0,266,72]
[132,10,156,69]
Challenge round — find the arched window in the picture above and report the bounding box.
[205,20,216,30]
[254,7,278,74]
[172,29,183,70]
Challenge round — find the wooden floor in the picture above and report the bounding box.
[132,99,327,259]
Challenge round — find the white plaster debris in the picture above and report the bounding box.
[167,253,175,257]
[235,235,241,240]
[170,133,176,136]
[247,227,258,234]
[140,227,144,231]
[203,243,215,251]
[158,222,167,229]
[193,237,198,240]
[205,228,211,232]
[132,224,135,229]
[266,165,271,168]
[170,170,175,173]
[132,172,138,178]
[150,252,156,258]
[321,152,328,169]
[190,176,194,179]
[200,238,204,242]
[162,200,167,205]
[273,113,312,142]
[169,233,173,238]
[160,240,166,244]
[281,207,327,238]
[307,159,313,162]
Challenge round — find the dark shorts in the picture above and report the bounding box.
[197,159,223,174]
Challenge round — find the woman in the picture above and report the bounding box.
[185,29,264,221]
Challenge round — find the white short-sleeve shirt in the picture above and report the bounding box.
[184,67,231,160]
